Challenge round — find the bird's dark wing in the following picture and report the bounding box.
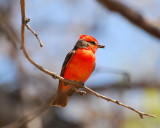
[60,50,76,77]
[58,50,76,95]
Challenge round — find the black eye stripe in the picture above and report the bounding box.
[90,41,96,45]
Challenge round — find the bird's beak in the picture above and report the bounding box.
[97,44,105,48]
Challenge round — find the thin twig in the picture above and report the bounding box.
[25,21,43,47]
[84,85,156,119]
[20,0,156,120]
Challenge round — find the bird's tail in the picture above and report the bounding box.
[50,92,68,107]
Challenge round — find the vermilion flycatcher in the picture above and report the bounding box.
[51,35,105,107]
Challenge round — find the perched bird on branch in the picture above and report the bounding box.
[51,35,105,107]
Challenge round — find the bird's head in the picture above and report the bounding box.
[74,35,105,53]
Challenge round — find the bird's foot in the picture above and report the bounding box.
[79,91,86,96]
[75,88,86,96]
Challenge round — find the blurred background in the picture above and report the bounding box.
[0,0,160,128]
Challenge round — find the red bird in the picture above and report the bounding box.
[51,35,105,107]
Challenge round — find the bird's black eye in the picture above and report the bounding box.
[90,41,96,45]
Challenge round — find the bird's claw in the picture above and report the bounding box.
[75,88,86,96]
[79,91,86,96]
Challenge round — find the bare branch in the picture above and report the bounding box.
[20,0,156,121]
[84,85,156,119]
[98,0,160,39]
[25,19,43,47]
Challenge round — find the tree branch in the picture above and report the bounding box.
[84,85,155,119]
[25,19,43,47]
[20,0,156,121]
[98,0,160,39]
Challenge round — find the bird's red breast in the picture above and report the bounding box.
[61,48,96,92]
